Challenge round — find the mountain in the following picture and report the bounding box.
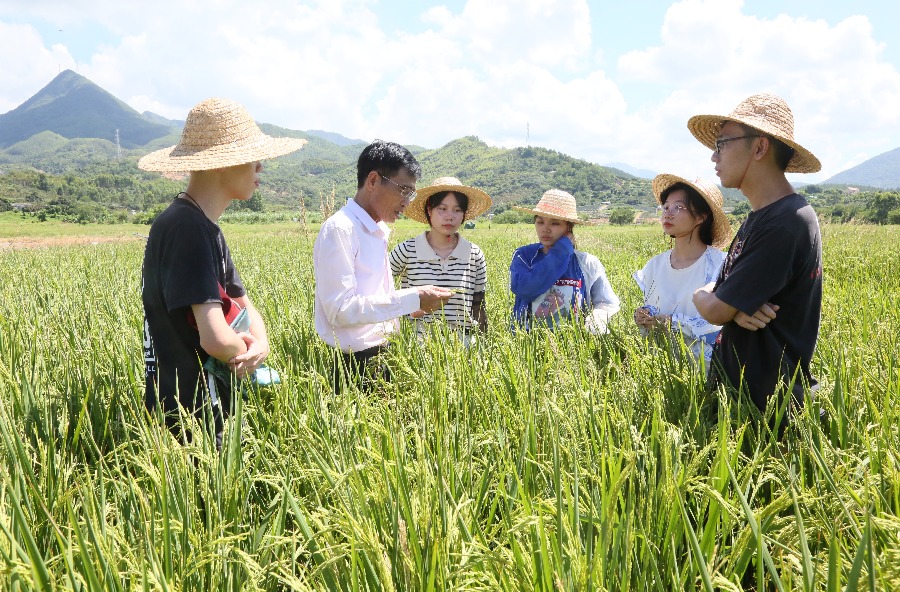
[306,129,367,146]
[256,136,655,211]
[142,111,184,128]
[823,147,900,189]
[604,162,656,180]
[0,70,173,149]
[0,72,660,214]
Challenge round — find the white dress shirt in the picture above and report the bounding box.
[314,199,421,353]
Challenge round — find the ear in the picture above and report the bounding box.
[365,170,381,190]
[755,136,771,162]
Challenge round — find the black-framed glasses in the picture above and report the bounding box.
[380,175,417,200]
[714,135,761,154]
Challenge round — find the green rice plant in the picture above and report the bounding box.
[0,223,897,590]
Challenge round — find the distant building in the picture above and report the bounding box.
[845,187,860,196]
[11,203,34,211]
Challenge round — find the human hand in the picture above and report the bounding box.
[416,285,453,314]
[634,307,652,329]
[228,332,268,378]
[734,302,779,331]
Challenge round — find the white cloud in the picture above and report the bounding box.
[833,152,868,176]
[617,0,900,181]
[3,0,900,186]
[423,0,592,69]
[0,21,75,113]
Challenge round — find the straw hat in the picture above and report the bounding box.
[512,189,592,225]
[652,174,732,249]
[405,177,492,224]
[138,98,307,172]
[687,93,821,174]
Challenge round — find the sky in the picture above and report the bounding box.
[2,0,899,183]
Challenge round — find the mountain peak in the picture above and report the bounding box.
[0,70,172,149]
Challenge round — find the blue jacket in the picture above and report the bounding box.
[509,237,588,328]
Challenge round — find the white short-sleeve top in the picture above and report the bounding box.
[633,246,727,361]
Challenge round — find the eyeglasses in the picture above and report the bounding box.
[661,204,687,216]
[381,175,417,200]
[714,135,761,154]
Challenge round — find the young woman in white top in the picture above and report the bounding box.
[389,177,492,338]
[633,175,733,370]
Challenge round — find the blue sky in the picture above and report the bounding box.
[2,0,899,183]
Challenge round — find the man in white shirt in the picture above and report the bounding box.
[314,140,452,390]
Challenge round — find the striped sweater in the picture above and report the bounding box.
[389,232,487,333]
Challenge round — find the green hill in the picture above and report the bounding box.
[0,70,174,149]
[306,129,366,146]
[256,136,655,212]
[823,147,900,189]
[2,131,70,157]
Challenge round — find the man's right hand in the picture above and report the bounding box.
[415,285,454,315]
[734,302,779,331]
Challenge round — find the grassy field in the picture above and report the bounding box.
[0,220,898,590]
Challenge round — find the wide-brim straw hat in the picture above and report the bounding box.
[652,174,732,249]
[405,177,492,224]
[138,97,307,172]
[687,93,821,174]
[511,189,593,225]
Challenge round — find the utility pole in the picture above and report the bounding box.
[115,129,122,160]
[526,122,530,146]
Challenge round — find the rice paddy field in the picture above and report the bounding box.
[0,220,898,591]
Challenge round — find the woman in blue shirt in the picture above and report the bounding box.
[509,189,619,333]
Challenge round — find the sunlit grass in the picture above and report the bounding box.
[0,223,897,590]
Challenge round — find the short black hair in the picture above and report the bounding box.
[660,182,715,246]
[356,140,422,189]
[425,190,469,226]
[736,122,795,172]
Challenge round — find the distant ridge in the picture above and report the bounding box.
[306,129,367,146]
[143,111,184,129]
[604,162,656,180]
[823,147,900,189]
[0,70,173,149]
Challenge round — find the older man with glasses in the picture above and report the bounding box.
[313,140,452,392]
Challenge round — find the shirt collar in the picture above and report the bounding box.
[414,232,471,261]
[346,198,391,238]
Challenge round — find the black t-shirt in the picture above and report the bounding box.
[711,193,823,411]
[142,198,245,415]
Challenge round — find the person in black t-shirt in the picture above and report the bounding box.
[138,98,306,446]
[687,94,824,431]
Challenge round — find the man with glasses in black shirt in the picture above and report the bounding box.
[689,94,824,434]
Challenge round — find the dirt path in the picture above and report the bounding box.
[0,235,142,250]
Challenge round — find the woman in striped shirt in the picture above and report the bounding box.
[389,177,493,338]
